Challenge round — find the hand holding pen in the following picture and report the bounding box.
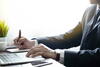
[14,29,35,49]
[9,30,32,51]
[14,30,25,49]
[17,30,28,49]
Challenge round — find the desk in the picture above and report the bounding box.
[1,59,65,67]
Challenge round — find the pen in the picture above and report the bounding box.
[17,29,21,42]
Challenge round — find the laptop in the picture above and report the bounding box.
[0,52,45,66]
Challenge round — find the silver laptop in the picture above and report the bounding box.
[0,52,44,66]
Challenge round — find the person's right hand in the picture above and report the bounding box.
[14,37,35,49]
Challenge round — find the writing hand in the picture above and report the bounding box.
[14,37,35,49]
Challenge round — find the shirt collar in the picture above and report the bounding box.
[97,5,100,10]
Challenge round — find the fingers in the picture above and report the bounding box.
[14,37,27,45]
[14,37,28,49]
[26,46,41,57]
[18,38,27,45]
[14,37,18,45]
[29,52,43,58]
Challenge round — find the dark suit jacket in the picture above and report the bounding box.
[33,5,100,67]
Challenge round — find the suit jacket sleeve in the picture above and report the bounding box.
[64,48,100,67]
[31,3,89,50]
[34,22,82,49]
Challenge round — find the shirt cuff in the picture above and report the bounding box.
[30,39,38,46]
[55,49,65,64]
[34,40,38,46]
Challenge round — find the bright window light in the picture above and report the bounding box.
[0,0,90,42]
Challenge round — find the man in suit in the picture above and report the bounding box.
[14,0,100,67]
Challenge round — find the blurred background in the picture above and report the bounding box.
[0,0,90,44]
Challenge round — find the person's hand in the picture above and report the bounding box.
[14,37,35,49]
[26,43,57,60]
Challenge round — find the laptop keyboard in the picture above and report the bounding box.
[0,53,21,63]
[0,53,35,66]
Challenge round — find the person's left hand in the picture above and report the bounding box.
[26,43,57,60]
